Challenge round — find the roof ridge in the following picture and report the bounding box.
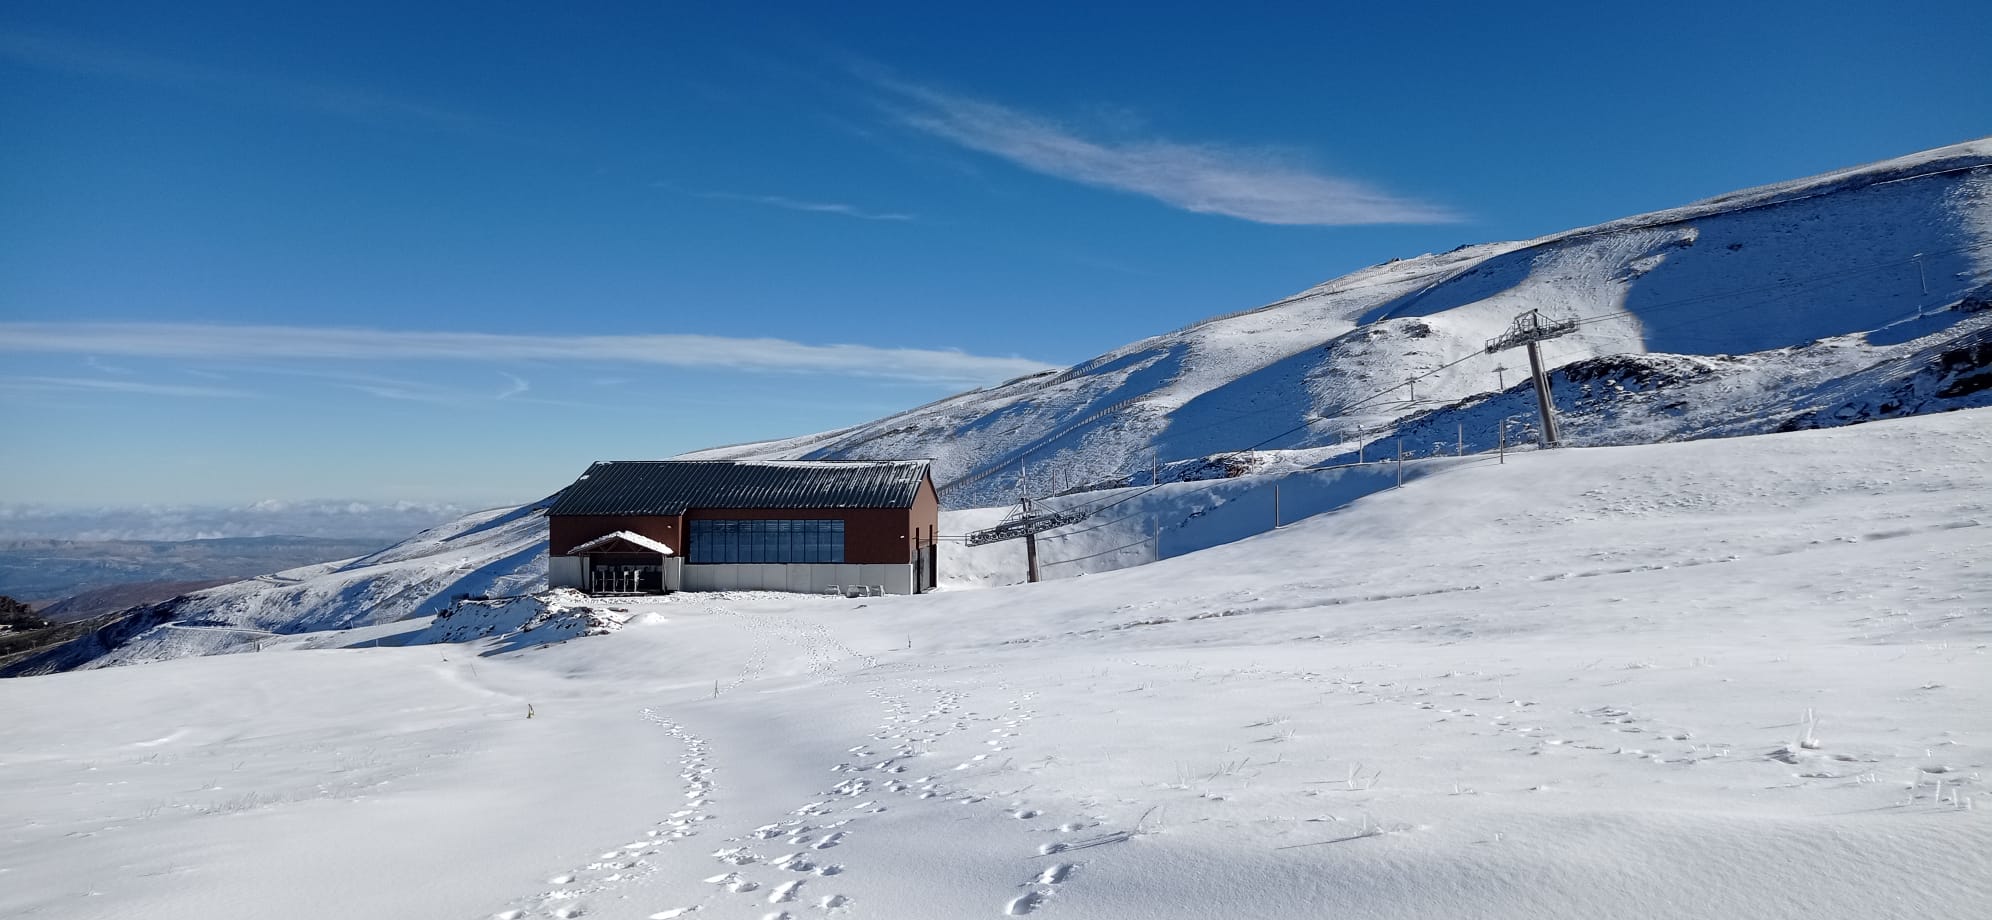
[550,458,932,516]
[588,458,931,465]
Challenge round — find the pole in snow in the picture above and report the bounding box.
[1020,462,1040,584]
[1485,309,1577,449]
[1273,482,1281,529]
[1396,439,1405,488]
[1524,340,1562,448]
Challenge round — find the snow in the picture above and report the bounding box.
[4,410,1987,919]
[1,500,551,673]
[16,139,1989,675]
[685,139,1992,510]
[568,531,676,556]
[411,589,638,649]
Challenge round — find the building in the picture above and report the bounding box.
[546,459,939,596]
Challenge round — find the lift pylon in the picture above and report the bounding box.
[1484,309,1580,448]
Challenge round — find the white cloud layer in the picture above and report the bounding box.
[0,322,1056,386]
[0,375,253,399]
[0,500,474,542]
[877,80,1457,225]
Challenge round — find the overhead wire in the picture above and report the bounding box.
[1040,537,1153,566]
[979,227,1992,546]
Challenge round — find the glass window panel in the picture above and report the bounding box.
[683,519,853,564]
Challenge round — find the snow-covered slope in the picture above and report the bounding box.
[3,411,1985,920]
[687,138,1992,507]
[0,501,549,674]
[13,139,1988,673]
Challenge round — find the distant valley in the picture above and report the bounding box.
[0,536,394,610]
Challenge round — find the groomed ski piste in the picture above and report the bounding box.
[4,410,1986,920]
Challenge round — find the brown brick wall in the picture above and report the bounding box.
[549,514,684,556]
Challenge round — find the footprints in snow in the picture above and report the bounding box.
[1005,890,1049,916]
[702,685,1091,917]
[884,690,1106,917]
[678,685,994,915]
[1035,863,1075,885]
[494,711,715,920]
[1005,864,1075,915]
[506,685,1094,919]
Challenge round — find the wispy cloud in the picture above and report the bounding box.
[870,78,1457,226]
[0,322,1056,387]
[234,365,581,407]
[496,372,530,400]
[84,355,136,375]
[694,190,916,222]
[335,379,457,404]
[0,375,254,399]
[0,29,486,132]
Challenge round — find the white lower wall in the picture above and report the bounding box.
[558,557,911,595]
[549,555,586,589]
[681,563,915,595]
[553,556,681,591]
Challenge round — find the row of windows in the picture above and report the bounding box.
[687,519,845,564]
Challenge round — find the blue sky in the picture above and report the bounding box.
[3,0,1987,511]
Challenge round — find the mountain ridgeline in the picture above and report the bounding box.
[686,139,1992,507]
[6,138,1989,676]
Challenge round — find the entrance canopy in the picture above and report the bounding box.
[566,530,674,556]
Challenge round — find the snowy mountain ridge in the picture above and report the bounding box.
[684,137,1992,509]
[6,136,1988,675]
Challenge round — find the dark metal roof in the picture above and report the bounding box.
[548,460,933,516]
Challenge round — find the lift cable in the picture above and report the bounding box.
[959,237,1992,546]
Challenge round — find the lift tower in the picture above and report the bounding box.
[964,466,1090,583]
[1484,309,1579,448]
